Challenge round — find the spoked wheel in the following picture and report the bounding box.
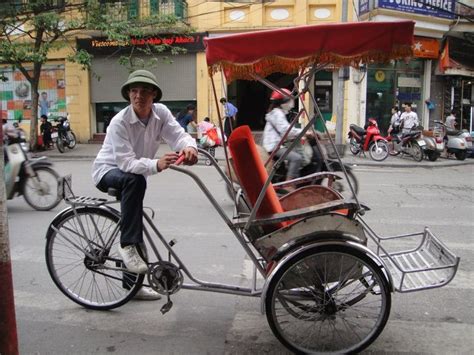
[408,141,423,162]
[45,207,143,310]
[67,131,77,149]
[265,244,391,354]
[369,141,389,161]
[349,138,360,155]
[23,167,61,211]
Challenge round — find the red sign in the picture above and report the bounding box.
[413,37,439,59]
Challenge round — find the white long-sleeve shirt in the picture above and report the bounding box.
[92,103,197,186]
[262,108,302,153]
[400,111,419,131]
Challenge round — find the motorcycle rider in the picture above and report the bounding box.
[399,102,419,134]
[262,88,314,184]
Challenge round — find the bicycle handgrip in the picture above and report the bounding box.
[175,153,185,165]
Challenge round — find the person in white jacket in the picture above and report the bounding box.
[92,70,197,299]
[262,88,311,182]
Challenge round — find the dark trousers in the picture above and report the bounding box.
[96,168,146,246]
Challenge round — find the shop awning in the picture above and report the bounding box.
[205,21,414,82]
[439,36,474,76]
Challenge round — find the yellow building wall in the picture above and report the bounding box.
[188,0,346,127]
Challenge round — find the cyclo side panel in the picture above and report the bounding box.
[254,213,367,261]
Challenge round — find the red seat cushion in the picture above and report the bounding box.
[227,126,288,232]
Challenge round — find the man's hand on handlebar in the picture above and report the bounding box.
[179,147,198,165]
[157,152,180,172]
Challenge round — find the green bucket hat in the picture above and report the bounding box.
[121,70,163,103]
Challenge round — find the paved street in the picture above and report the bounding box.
[6,156,474,354]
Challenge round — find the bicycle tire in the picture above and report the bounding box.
[45,206,143,310]
[265,244,391,354]
[23,167,61,211]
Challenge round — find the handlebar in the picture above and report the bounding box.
[174,153,186,166]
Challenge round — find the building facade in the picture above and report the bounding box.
[2,0,472,142]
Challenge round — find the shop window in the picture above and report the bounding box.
[0,65,66,122]
[366,59,424,134]
[95,100,196,133]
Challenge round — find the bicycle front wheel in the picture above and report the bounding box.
[265,244,391,354]
[45,207,143,310]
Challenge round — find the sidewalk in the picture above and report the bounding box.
[34,143,474,168]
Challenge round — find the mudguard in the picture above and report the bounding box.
[28,157,54,169]
[260,235,394,314]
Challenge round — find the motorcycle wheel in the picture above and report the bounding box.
[409,142,423,162]
[368,141,389,161]
[388,140,400,156]
[23,167,61,211]
[455,150,467,161]
[426,150,439,162]
[349,138,360,155]
[67,131,77,149]
[56,134,65,153]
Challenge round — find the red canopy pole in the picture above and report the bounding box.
[0,124,19,355]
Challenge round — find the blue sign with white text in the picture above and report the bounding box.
[359,0,371,15]
[378,0,455,19]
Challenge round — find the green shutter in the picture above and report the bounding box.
[150,0,158,14]
[128,0,138,19]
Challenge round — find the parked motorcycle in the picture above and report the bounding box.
[51,114,76,153]
[386,128,426,162]
[434,120,471,161]
[348,118,389,161]
[4,127,61,211]
[422,123,444,162]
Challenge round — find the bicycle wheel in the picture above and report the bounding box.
[265,244,391,354]
[67,131,77,149]
[45,207,144,310]
[23,167,61,211]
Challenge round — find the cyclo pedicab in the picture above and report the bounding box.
[45,21,459,354]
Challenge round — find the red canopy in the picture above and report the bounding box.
[205,21,414,82]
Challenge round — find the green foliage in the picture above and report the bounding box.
[0,0,191,150]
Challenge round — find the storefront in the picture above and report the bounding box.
[0,63,67,123]
[77,33,206,135]
[358,0,451,134]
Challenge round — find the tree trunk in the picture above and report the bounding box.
[30,84,39,151]
[0,125,19,354]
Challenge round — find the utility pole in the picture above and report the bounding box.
[335,0,348,144]
[0,123,19,355]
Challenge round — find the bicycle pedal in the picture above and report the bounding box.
[160,300,173,314]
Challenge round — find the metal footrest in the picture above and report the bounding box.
[378,228,460,292]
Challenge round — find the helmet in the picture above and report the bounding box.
[270,88,292,101]
[121,70,162,103]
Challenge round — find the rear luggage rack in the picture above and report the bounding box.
[359,218,460,293]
